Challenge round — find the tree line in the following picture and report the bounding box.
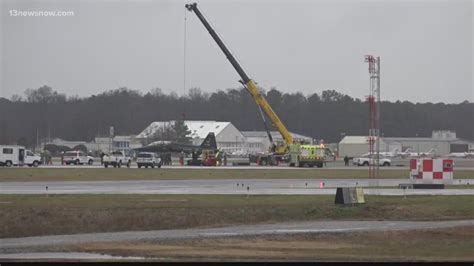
[0,85,472,149]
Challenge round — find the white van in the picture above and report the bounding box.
[0,145,41,167]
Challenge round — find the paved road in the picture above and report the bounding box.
[15,165,474,170]
[1,220,473,250]
[38,157,474,169]
[1,179,473,195]
[8,164,408,170]
[11,158,474,170]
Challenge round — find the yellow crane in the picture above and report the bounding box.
[186,3,327,167]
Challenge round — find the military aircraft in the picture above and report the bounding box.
[398,148,436,158]
[135,133,217,153]
[358,147,437,159]
[446,151,474,159]
[359,148,402,158]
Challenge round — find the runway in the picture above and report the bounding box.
[23,164,474,171]
[12,158,474,170]
[34,157,474,169]
[1,220,473,250]
[1,179,473,195]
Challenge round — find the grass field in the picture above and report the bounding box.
[55,226,474,261]
[0,168,473,182]
[1,194,473,238]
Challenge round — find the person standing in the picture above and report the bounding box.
[344,155,349,166]
[179,151,184,166]
[160,154,165,165]
[215,150,222,166]
[100,152,105,165]
[45,150,52,165]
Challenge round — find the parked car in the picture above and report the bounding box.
[353,155,391,166]
[103,151,132,168]
[137,152,161,168]
[63,151,94,165]
[226,154,251,166]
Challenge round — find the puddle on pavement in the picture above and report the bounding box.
[0,252,145,260]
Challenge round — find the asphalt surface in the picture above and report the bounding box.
[14,164,406,170]
[24,164,474,170]
[1,179,473,195]
[19,157,474,170]
[1,220,473,250]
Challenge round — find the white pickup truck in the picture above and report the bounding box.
[103,151,132,168]
[25,150,42,167]
[353,155,391,166]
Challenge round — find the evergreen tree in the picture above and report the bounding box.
[172,120,191,144]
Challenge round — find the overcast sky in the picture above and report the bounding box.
[1,0,472,103]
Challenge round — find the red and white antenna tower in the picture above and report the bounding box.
[364,55,381,180]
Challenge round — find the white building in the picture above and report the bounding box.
[338,136,392,157]
[136,120,247,154]
[383,130,473,156]
[137,120,325,155]
[338,130,474,157]
[43,136,141,154]
[92,135,142,153]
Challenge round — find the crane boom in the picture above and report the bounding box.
[185,3,293,145]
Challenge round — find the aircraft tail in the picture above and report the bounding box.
[200,132,217,150]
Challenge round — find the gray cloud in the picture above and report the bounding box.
[1,0,472,103]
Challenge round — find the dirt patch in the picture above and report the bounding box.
[59,226,474,261]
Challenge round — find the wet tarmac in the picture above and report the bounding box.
[1,178,473,195]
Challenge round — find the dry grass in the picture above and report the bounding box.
[61,226,474,261]
[1,194,473,238]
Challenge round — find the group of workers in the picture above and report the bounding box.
[160,153,172,165]
[41,150,53,165]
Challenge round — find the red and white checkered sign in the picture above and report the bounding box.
[410,158,453,183]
